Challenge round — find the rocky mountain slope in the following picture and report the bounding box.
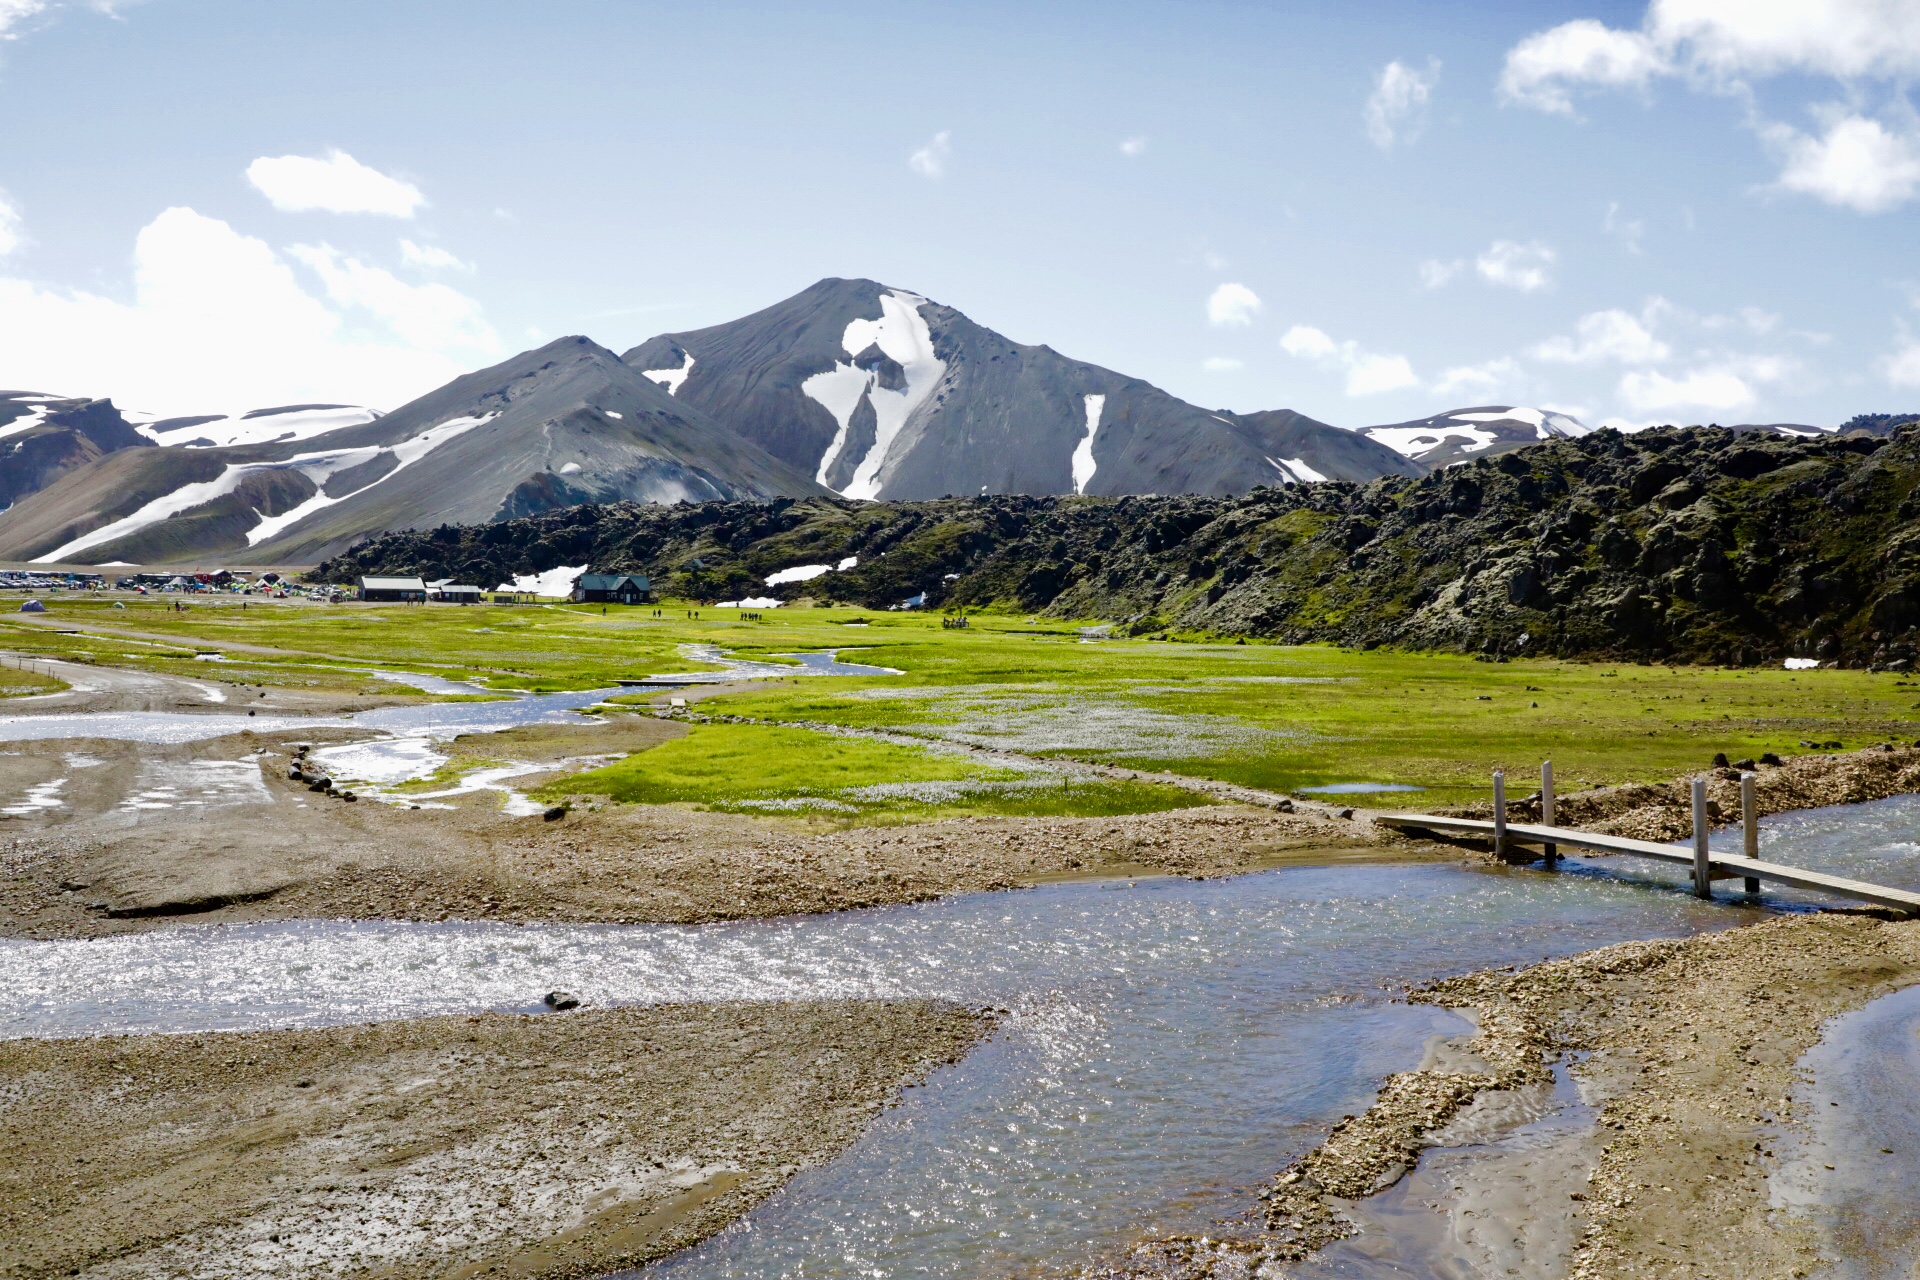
[624,277,1421,498]
[0,340,822,566]
[318,425,1920,667]
[0,393,153,513]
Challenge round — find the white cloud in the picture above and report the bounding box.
[1499,18,1668,113]
[1119,135,1148,157]
[1280,324,1418,396]
[1765,112,1920,213]
[1348,352,1420,396]
[399,239,473,272]
[1364,58,1440,150]
[288,243,498,353]
[1419,258,1464,289]
[1533,308,1671,364]
[0,206,495,415]
[1886,336,1920,387]
[1476,239,1556,292]
[1431,357,1523,400]
[1501,3,1920,211]
[908,131,952,179]
[0,191,21,256]
[1280,325,1337,360]
[1603,201,1646,253]
[0,0,47,38]
[1202,356,1244,372]
[1619,366,1756,413]
[1207,282,1262,327]
[1653,0,1920,81]
[246,149,425,217]
[1501,2,1920,111]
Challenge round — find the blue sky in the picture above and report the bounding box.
[0,0,1915,428]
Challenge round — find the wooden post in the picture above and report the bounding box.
[1691,777,1712,900]
[1492,770,1507,860]
[1541,760,1557,868]
[1741,772,1760,895]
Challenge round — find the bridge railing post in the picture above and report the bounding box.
[1691,776,1712,900]
[1492,770,1507,859]
[1741,772,1761,895]
[1541,760,1557,868]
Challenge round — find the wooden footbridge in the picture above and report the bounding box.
[1373,764,1920,915]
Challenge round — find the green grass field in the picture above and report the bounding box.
[0,660,65,698]
[2,594,1913,810]
[541,721,1200,821]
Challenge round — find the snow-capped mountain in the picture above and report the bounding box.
[1363,406,1592,468]
[0,339,823,566]
[624,278,1421,500]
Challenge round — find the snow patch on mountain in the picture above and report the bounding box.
[804,291,947,500]
[0,406,49,442]
[499,565,586,596]
[135,405,379,449]
[765,564,832,586]
[1072,394,1106,495]
[1366,424,1500,461]
[1266,456,1328,484]
[32,414,492,562]
[244,415,492,546]
[1447,406,1589,439]
[641,352,694,396]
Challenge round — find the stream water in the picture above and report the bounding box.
[0,857,1751,1278]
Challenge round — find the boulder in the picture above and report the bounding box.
[543,990,580,1011]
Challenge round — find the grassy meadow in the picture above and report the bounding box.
[0,594,1914,810]
[540,721,1201,821]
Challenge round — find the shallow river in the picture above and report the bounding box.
[0,847,1823,1277]
[2,695,1918,1275]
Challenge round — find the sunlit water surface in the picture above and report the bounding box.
[1,860,1748,1277]
[4,785,1920,1275]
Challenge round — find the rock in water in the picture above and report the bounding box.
[543,990,580,1011]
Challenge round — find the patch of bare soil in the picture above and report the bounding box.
[0,769,1403,938]
[1092,913,1920,1279]
[0,1000,987,1280]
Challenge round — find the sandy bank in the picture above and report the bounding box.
[0,1000,986,1280]
[1102,912,1920,1278]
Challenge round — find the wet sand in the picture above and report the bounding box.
[1106,912,1920,1278]
[0,1000,987,1280]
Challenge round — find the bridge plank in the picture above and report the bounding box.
[1374,813,1920,914]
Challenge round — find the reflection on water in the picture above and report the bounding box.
[642,645,902,684]
[1774,983,1920,1280]
[0,862,1737,1277]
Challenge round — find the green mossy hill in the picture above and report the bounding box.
[317,426,1920,666]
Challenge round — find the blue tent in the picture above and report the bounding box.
[18,599,45,613]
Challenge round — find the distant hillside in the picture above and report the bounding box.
[0,393,152,511]
[319,425,1920,668]
[0,339,821,566]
